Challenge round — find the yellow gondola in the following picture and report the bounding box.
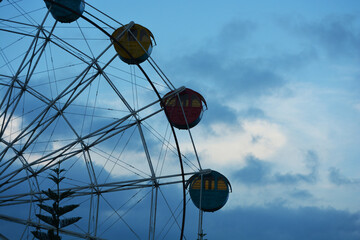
[112,23,155,64]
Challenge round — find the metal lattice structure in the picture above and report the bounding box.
[0,1,204,239]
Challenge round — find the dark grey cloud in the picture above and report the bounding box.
[263,47,318,71]
[275,150,319,185]
[213,19,257,50]
[234,155,271,185]
[288,189,314,200]
[202,205,360,240]
[201,99,239,125]
[174,50,285,98]
[234,150,319,186]
[2,192,360,240]
[164,19,287,100]
[328,167,360,185]
[281,14,360,60]
[0,156,357,240]
[274,172,315,185]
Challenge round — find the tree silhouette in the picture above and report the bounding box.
[197,232,208,240]
[32,164,81,240]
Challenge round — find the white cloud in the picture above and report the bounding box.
[183,81,360,212]
[0,115,22,143]
[186,119,286,171]
[355,102,360,111]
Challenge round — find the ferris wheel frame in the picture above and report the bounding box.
[0,1,206,239]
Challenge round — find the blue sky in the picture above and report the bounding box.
[1,0,360,239]
[117,0,360,238]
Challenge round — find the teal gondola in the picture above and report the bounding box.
[187,170,231,212]
[45,0,85,23]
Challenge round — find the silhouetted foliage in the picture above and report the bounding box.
[197,232,208,240]
[32,164,81,239]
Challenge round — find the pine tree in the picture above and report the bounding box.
[32,164,81,240]
[197,232,208,240]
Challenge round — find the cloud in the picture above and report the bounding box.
[355,103,360,111]
[203,205,360,240]
[288,189,314,200]
[274,150,319,185]
[282,14,360,60]
[175,51,285,98]
[239,107,266,119]
[201,99,239,125]
[233,155,271,184]
[190,119,286,170]
[214,19,257,47]
[164,19,289,100]
[232,150,319,186]
[0,115,22,143]
[328,167,360,185]
[262,47,319,71]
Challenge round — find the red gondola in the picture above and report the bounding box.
[162,88,207,129]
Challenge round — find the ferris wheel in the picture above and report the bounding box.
[0,1,231,239]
